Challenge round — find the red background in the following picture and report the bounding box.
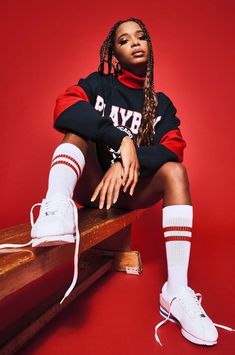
[1,1,235,353]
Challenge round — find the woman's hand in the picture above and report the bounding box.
[90,162,124,209]
[119,136,139,196]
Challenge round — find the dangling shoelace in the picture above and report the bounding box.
[0,198,80,305]
[155,293,235,346]
[59,199,80,304]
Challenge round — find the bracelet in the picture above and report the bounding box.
[111,156,122,165]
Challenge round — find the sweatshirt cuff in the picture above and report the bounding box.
[100,126,128,151]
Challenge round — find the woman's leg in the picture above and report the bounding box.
[110,162,193,296]
[75,159,191,210]
[31,133,105,245]
[115,161,191,209]
[113,163,193,297]
[76,159,192,296]
[113,163,217,346]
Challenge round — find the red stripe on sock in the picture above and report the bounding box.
[52,154,82,176]
[163,226,192,232]
[51,161,79,179]
[165,236,192,242]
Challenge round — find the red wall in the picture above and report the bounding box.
[1,0,235,236]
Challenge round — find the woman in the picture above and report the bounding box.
[1,18,232,346]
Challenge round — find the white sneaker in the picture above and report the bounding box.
[30,194,81,304]
[0,194,81,304]
[155,282,234,346]
[30,194,76,247]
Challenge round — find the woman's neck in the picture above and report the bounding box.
[123,64,147,78]
[117,68,145,89]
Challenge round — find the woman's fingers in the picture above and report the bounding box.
[98,180,109,209]
[106,179,116,209]
[129,165,139,196]
[91,176,122,209]
[123,164,134,192]
[122,161,131,187]
[90,183,103,203]
[91,179,109,209]
[123,162,139,195]
[91,159,137,209]
[113,179,122,205]
[104,176,122,209]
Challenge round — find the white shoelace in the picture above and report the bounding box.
[0,239,33,249]
[0,198,80,305]
[59,199,80,304]
[30,198,81,304]
[155,292,235,346]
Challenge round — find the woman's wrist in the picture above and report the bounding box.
[120,135,131,146]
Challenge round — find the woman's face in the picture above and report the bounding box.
[113,21,149,75]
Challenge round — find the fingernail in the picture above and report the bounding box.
[90,198,94,202]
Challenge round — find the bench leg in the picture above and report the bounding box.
[93,226,143,275]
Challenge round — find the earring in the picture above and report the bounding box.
[114,62,122,73]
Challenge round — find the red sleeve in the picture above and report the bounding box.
[160,129,186,162]
[54,85,89,122]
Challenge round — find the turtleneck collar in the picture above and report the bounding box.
[117,68,145,89]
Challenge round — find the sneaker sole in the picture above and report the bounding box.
[160,306,217,346]
[32,235,75,247]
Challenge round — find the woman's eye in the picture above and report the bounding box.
[119,39,128,45]
[139,35,147,40]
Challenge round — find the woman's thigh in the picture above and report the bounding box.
[73,142,105,206]
[115,172,164,210]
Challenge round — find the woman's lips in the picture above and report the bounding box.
[131,49,144,56]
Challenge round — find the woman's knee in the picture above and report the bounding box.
[61,133,89,156]
[157,162,188,184]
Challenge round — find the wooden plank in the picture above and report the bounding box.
[113,251,142,273]
[0,208,144,248]
[92,249,143,274]
[0,256,113,355]
[0,208,144,301]
[78,208,144,251]
[95,226,132,252]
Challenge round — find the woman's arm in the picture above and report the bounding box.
[137,129,186,177]
[54,81,128,151]
[137,94,186,177]
[54,73,139,199]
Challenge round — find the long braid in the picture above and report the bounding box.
[98,20,123,74]
[98,18,158,146]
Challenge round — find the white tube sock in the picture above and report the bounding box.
[163,205,193,297]
[46,143,85,199]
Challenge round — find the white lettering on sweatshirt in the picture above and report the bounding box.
[95,95,162,135]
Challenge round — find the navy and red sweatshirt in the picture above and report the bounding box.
[54,69,186,177]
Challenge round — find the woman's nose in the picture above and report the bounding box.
[131,39,140,47]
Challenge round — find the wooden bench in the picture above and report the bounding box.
[0,207,144,354]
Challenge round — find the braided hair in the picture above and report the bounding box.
[98,18,158,147]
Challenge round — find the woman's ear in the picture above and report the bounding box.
[112,52,119,63]
[112,52,122,73]
[112,54,119,66]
